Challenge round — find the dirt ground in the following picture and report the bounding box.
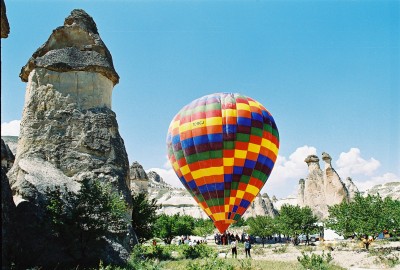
[214,239,400,269]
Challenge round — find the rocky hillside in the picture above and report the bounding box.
[365,182,400,200]
[1,136,18,156]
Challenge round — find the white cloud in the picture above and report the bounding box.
[262,145,317,198]
[1,120,21,136]
[336,148,380,177]
[354,173,400,192]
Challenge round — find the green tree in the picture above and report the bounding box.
[193,218,215,239]
[327,194,400,239]
[279,205,318,245]
[131,192,160,243]
[45,179,129,265]
[153,214,195,244]
[231,217,247,227]
[247,215,277,247]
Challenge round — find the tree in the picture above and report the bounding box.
[231,217,247,227]
[327,194,400,240]
[131,192,160,243]
[153,214,195,244]
[193,218,215,239]
[45,179,129,265]
[247,215,277,247]
[278,204,319,245]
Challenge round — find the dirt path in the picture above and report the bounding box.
[214,240,400,269]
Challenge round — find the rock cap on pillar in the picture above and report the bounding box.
[19,9,119,85]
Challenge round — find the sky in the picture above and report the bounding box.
[1,0,399,198]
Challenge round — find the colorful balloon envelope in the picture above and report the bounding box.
[166,93,279,233]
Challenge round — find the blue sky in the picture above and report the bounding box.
[1,0,399,198]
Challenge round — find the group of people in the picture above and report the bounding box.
[214,232,252,258]
[177,235,206,246]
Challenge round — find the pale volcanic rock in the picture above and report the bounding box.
[343,177,359,200]
[302,155,328,218]
[1,139,15,170]
[300,153,353,219]
[322,152,349,206]
[7,9,133,267]
[19,9,119,85]
[129,161,149,194]
[365,181,400,200]
[243,193,278,218]
[1,136,18,156]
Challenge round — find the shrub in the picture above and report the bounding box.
[297,251,333,270]
[187,257,234,270]
[272,244,288,253]
[180,244,216,259]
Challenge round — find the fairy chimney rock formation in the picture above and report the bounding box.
[300,153,352,219]
[322,152,349,206]
[344,177,359,200]
[129,161,149,194]
[7,9,133,267]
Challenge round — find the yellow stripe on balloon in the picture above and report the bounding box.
[213,213,225,221]
[245,185,259,196]
[205,117,222,126]
[236,190,245,199]
[180,165,190,175]
[222,109,237,118]
[236,103,250,111]
[248,100,260,109]
[234,149,247,159]
[248,143,261,153]
[223,157,234,166]
[261,138,279,156]
[191,167,224,179]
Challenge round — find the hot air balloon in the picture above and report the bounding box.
[166,93,279,233]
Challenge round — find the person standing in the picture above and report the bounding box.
[231,239,237,258]
[244,238,251,258]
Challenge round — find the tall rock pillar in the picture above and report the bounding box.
[7,9,134,268]
[322,152,349,205]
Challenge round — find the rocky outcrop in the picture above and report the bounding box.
[243,193,278,219]
[19,9,119,86]
[322,152,349,206]
[1,0,10,38]
[1,168,15,269]
[365,182,400,200]
[7,9,133,268]
[299,153,351,219]
[1,139,15,170]
[343,177,359,200]
[129,161,149,194]
[1,136,18,156]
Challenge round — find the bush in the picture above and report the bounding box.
[187,257,234,270]
[180,244,217,259]
[297,251,333,270]
[272,244,288,253]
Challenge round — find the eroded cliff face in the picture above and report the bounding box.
[299,153,351,219]
[6,9,133,268]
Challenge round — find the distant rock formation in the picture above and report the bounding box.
[365,182,400,200]
[1,139,15,170]
[129,161,150,194]
[243,193,278,218]
[1,0,10,38]
[1,136,18,156]
[343,177,359,200]
[299,153,351,219]
[7,9,133,268]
